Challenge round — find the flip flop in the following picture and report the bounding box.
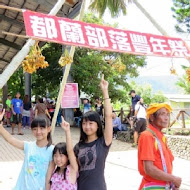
[17,133,24,135]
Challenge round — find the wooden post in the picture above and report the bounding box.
[181,111,185,128]
[170,111,181,127]
[24,72,31,100]
[121,107,124,123]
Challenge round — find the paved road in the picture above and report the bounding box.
[0,127,189,190]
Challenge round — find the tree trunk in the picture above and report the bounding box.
[24,72,31,100]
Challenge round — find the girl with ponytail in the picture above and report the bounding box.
[0,112,54,190]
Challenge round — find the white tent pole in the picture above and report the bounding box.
[0,0,66,89]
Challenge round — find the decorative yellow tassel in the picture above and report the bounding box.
[22,42,49,74]
[170,67,177,75]
[186,68,190,81]
[59,49,73,67]
[111,58,126,72]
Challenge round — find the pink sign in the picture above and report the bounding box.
[23,10,190,58]
[61,83,79,108]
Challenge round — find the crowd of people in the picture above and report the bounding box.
[0,77,182,190]
[1,93,60,135]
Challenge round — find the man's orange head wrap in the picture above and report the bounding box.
[146,103,172,119]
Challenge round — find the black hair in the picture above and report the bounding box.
[52,142,69,180]
[31,116,52,148]
[38,98,44,103]
[79,111,103,143]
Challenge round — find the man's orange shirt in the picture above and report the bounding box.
[138,124,174,190]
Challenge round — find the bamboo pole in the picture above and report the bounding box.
[51,0,86,135]
[2,31,29,39]
[0,0,67,89]
[0,4,22,12]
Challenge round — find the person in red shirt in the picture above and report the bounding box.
[138,103,182,190]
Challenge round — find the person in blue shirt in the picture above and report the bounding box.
[129,90,142,128]
[112,111,122,139]
[129,90,142,114]
[0,110,54,190]
[11,92,23,135]
[83,98,92,114]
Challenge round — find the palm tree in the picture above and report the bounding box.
[89,0,127,18]
[176,75,190,94]
[176,65,190,94]
[89,0,169,36]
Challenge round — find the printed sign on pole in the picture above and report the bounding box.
[61,83,79,108]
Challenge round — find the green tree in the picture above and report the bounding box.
[176,75,190,94]
[152,91,167,103]
[171,0,190,33]
[71,47,145,103]
[31,43,63,97]
[7,67,25,98]
[129,81,167,105]
[175,65,190,94]
[89,0,127,18]
[7,43,63,99]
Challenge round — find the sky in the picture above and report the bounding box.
[86,0,190,76]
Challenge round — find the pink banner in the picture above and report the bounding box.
[61,83,79,108]
[23,10,190,58]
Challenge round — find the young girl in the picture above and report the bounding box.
[75,75,113,190]
[0,109,54,190]
[46,117,78,190]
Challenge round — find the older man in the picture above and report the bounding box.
[138,103,182,190]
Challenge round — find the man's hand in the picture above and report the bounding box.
[171,175,182,188]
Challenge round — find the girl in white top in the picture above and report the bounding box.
[0,110,54,190]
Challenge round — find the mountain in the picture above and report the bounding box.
[129,75,184,94]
